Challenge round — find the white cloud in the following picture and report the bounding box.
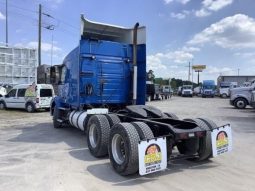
[171,12,186,19]
[195,0,233,17]
[15,41,61,52]
[171,10,190,19]
[206,66,232,74]
[203,0,233,11]
[0,11,6,20]
[182,46,200,52]
[147,54,167,71]
[147,45,197,76]
[188,14,255,49]
[235,52,255,63]
[164,50,194,63]
[164,0,190,4]
[195,9,211,17]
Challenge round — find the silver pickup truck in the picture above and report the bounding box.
[230,80,255,109]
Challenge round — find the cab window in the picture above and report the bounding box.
[17,89,26,97]
[7,89,17,97]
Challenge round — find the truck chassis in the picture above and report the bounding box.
[52,104,217,175]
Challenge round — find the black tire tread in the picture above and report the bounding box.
[87,115,110,157]
[192,118,212,161]
[109,123,140,175]
[131,122,154,140]
[26,102,35,113]
[53,107,62,128]
[105,114,121,127]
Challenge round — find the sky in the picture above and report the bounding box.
[0,0,255,82]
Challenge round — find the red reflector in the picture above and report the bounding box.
[36,98,39,103]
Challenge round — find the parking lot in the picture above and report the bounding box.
[0,97,255,191]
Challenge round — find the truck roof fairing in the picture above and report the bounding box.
[80,15,146,44]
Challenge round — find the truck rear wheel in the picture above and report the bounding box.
[193,118,213,161]
[87,115,110,157]
[105,114,121,128]
[131,122,154,140]
[109,123,140,175]
[53,106,62,128]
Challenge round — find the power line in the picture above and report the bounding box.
[0,0,37,14]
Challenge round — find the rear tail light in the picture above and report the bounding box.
[36,98,39,103]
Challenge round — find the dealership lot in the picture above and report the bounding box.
[0,97,254,191]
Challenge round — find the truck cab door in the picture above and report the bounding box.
[5,89,17,108]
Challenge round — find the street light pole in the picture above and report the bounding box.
[5,0,8,46]
[38,4,42,66]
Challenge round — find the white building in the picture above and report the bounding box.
[0,45,37,86]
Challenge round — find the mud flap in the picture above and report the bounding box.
[211,124,232,157]
[138,137,167,175]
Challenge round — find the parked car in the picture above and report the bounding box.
[230,80,255,109]
[0,83,54,112]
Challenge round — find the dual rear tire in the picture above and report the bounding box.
[176,118,216,161]
[86,114,154,175]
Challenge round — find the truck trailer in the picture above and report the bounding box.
[50,16,232,176]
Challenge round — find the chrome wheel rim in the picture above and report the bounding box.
[237,101,245,108]
[89,124,98,148]
[112,134,125,165]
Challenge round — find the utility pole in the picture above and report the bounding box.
[51,34,53,66]
[188,61,191,82]
[38,4,42,66]
[238,68,240,76]
[5,0,8,46]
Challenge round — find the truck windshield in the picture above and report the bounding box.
[203,85,214,89]
[40,89,52,97]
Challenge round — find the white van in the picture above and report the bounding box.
[0,83,54,112]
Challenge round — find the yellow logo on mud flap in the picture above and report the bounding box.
[144,144,162,166]
[216,131,228,148]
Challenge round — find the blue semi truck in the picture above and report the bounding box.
[49,16,231,176]
[202,80,216,98]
